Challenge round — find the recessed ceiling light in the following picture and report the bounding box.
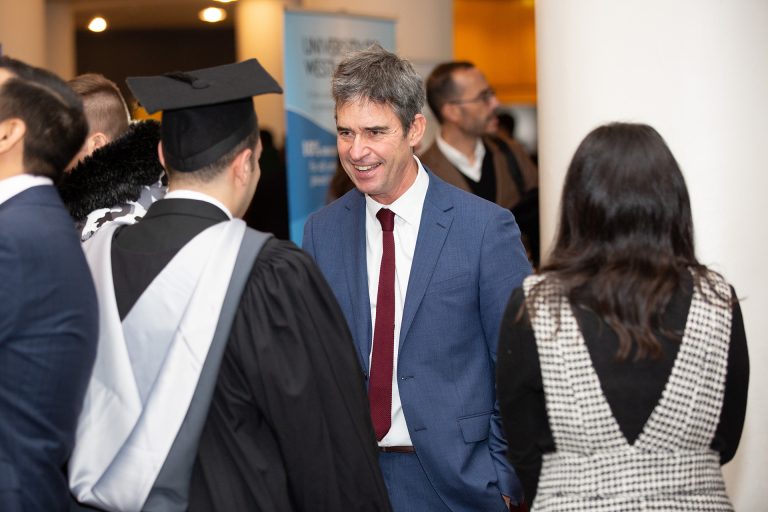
[88,16,108,33]
[199,7,227,23]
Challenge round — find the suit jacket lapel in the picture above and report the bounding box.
[342,192,373,369]
[400,174,453,348]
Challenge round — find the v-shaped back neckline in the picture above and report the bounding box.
[525,269,732,455]
[562,295,695,450]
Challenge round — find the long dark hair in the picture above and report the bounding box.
[536,122,709,360]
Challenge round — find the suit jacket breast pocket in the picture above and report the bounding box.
[426,272,471,296]
[457,411,491,443]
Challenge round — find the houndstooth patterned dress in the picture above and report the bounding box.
[523,271,734,511]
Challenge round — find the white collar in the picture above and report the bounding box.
[164,189,233,219]
[435,134,485,176]
[0,174,53,206]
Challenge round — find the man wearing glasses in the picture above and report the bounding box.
[422,62,539,265]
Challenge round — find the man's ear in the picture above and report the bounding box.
[408,113,427,149]
[232,147,254,187]
[0,118,26,155]
[88,132,109,152]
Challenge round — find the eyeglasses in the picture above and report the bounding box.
[447,87,496,105]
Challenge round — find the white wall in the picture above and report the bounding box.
[536,1,768,508]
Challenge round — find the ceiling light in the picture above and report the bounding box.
[199,7,227,23]
[88,16,107,33]
[212,0,237,3]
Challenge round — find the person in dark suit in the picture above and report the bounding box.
[0,56,98,512]
[68,60,390,512]
[302,45,532,511]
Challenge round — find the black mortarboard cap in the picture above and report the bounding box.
[126,59,282,172]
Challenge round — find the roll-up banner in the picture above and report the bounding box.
[283,9,395,244]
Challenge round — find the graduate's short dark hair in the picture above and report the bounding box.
[0,56,87,179]
[166,124,260,184]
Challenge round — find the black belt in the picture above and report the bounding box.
[378,445,415,453]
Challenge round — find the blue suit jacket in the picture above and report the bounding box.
[303,170,531,510]
[0,185,98,512]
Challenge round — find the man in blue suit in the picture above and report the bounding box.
[0,56,98,511]
[303,45,532,511]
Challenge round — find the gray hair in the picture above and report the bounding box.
[332,44,424,134]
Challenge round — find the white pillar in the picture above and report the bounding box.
[0,0,45,66]
[45,0,76,80]
[536,0,768,508]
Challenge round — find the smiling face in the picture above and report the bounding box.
[336,98,425,205]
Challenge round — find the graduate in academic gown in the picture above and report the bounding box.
[68,60,391,512]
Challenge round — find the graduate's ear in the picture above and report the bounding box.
[0,117,26,156]
[232,146,254,188]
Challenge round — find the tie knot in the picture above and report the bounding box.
[376,208,395,232]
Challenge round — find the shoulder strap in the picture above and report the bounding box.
[143,228,273,512]
[524,274,628,453]
[487,135,526,194]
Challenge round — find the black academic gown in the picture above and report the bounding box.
[108,198,391,512]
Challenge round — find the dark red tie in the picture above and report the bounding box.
[369,208,396,441]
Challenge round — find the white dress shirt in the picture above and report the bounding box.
[435,133,485,183]
[0,174,53,206]
[364,156,429,447]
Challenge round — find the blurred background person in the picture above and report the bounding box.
[495,110,537,166]
[494,110,539,265]
[57,73,165,241]
[0,55,98,512]
[422,62,539,266]
[243,128,289,239]
[497,122,749,510]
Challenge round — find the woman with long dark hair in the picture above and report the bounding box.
[497,123,749,510]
